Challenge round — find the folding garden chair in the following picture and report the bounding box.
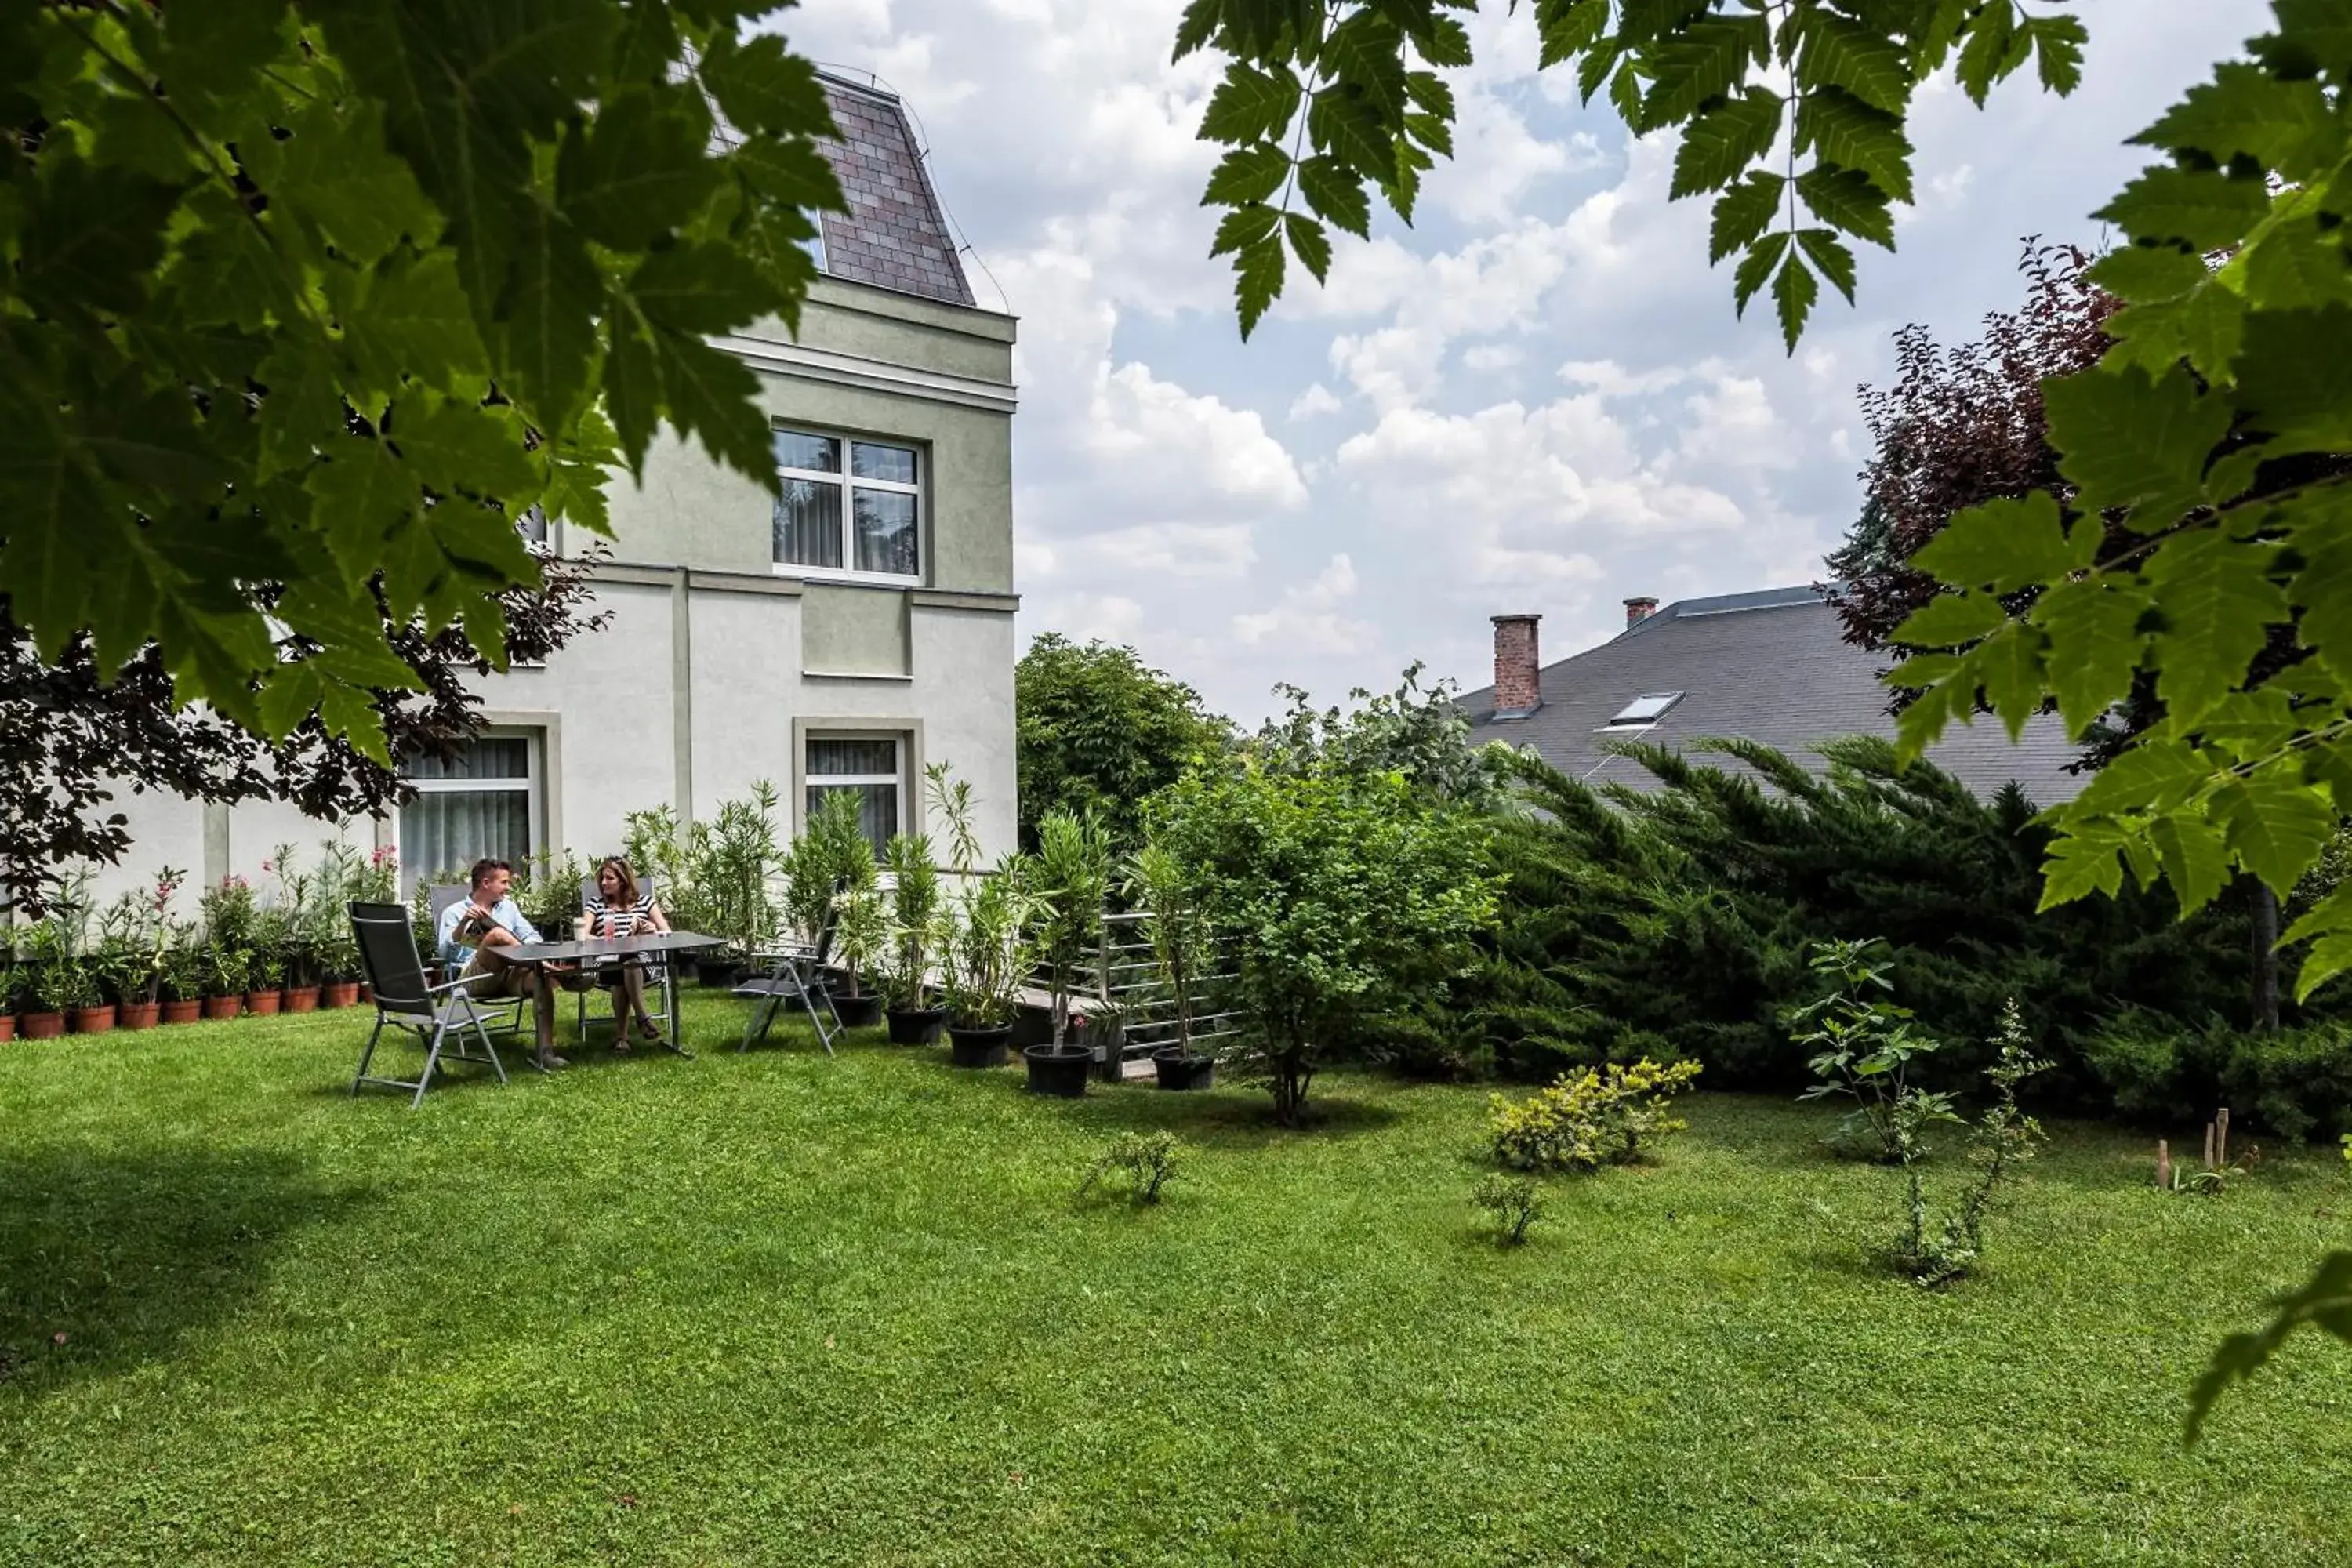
[565,875,674,1044]
[735,913,840,1056]
[348,901,513,1109]
[426,883,528,1039]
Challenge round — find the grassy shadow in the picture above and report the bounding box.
[1051,1080,1407,1147]
[0,1146,363,1397]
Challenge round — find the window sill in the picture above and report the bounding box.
[772,564,922,590]
[802,670,914,682]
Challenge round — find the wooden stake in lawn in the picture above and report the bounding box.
[2158,1139,2171,1191]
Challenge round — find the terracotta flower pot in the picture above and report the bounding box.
[73,1004,117,1035]
[0,1014,14,1044]
[201,994,241,1021]
[119,1001,162,1031]
[20,1011,65,1040]
[323,981,360,1010]
[162,999,203,1026]
[358,982,373,1003]
[244,990,281,1016]
[283,985,320,1014]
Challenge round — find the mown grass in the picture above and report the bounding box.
[2,997,2348,1566]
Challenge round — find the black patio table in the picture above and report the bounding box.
[499,931,727,1059]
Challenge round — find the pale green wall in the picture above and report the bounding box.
[600,275,1018,594]
[802,582,910,676]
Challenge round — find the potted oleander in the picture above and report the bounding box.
[159,935,206,1025]
[1023,808,1110,1098]
[202,942,248,1020]
[698,783,785,988]
[941,863,1032,1068]
[93,931,148,1032]
[0,960,23,1043]
[1128,840,1218,1091]
[830,874,887,1029]
[881,833,947,1044]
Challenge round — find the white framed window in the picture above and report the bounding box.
[398,731,543,890]
[771,427,923,583]
[805,734,904,855]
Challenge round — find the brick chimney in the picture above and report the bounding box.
[1624,595,1660,628]
[1490,613,1541,716]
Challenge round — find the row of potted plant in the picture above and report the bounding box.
[1,844,399,1043]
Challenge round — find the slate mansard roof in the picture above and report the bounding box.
[809,73,976,307]
[1460,586,2088,808]
[702,65,976,309]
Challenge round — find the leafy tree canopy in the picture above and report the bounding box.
[1149,762,1498,1125]
[1247,662,1512,808]
[2,0,843,762]
[1175,0,2082,339]
[0,553,608,915]
[1015,633,1230,848]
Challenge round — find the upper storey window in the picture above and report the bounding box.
[771,427,922,584]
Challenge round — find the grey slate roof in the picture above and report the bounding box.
[1460,586,2087,808]
[809,74,975,308]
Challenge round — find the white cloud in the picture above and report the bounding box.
[1232,554,1374,655]
[773,0,2272,721]
[1288,381,1343,420]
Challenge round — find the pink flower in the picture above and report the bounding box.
[260,859,274,873]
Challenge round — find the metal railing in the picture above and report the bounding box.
[1079,909,1241,1061]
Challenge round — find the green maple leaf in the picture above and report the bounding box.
[2043,364,2228,527]
[2143,530,2288,728]
[1796,165,1895,250]
[1203,143,1294,208]
[1672,90,1781,199]
[2234,306,2352,452]
[2216,770,2336,898]
[1297,155,1372,238]
[2094,165,2271,251]
[2133,61,2339,177]
[1911,492,2074,592]
[1795,86,1914,205]
[2031,577,2154,739]
[1710,172,1784,264]
[1201,62,1301,145]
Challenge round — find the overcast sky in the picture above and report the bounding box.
[765,1,2262,724]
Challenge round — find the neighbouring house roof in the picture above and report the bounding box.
[1460,586,2088,808]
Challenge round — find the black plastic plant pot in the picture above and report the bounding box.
[947,1024,1014,1068]
[886,1007,946,1045]
[1152,1048,1216,1091]
[831,991,882,1029]
[1023,1044,1091,1098]
[697,958,743,989]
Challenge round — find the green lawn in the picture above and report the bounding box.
[2,999,2347,1566]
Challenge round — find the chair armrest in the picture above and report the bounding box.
[424,973,477,996]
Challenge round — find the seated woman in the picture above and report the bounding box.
[583,856,671,1047]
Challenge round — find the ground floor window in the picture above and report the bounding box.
[400,732,540,887]
[805,735,903,855]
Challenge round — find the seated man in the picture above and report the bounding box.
[436,858,564,1069]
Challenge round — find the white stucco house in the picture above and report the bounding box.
[90,72,1018,902]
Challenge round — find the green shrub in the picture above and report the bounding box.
[1489,1058,1703,1173]
[1790,938,1951,1162]
[1883,1004,2049,1287]
[2082,1011,2352,1142]
[1080,1132,1182,1205]
[1472,1174,1544,1246]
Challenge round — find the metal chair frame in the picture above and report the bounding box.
[349,901,514,1109]
[735,914,840,1055]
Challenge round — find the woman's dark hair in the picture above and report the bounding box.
[597,857,641,908]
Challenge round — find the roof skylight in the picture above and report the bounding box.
[1603,691,1684,728]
